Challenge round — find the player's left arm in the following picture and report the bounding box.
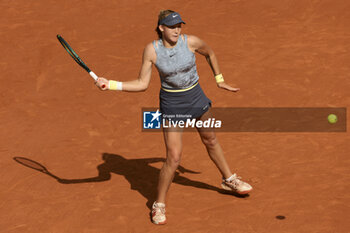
[187,35,240,92]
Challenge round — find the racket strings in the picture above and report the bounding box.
[14,157,47,172]
[57,35,91,72]
[61,41,80,63]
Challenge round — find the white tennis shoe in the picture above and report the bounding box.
[151,202,166,225]
[221,173,253,195]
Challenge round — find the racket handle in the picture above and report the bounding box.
[89,71,98,81]
[89,71,106,89]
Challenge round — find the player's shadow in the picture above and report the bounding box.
[13,153,248,209]
[56,153,247,208]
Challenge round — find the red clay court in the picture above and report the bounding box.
[1,0,349,232]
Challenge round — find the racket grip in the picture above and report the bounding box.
[89,71,106,89]
[89,71,98,81]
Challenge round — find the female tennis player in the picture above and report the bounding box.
[96,10,252,225]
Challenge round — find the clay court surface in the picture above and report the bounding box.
[1,0,349,232]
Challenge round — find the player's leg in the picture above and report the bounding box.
[196,109,252,195]
[195,110,231,178]
[152,124,183,224]
[157,125,183,203]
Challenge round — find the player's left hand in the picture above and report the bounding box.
[217,82,240,92]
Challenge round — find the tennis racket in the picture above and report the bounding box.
[13,157,60,180]
[56,34,106,88]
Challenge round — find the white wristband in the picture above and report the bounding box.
[108,80,123,91]
[118,82,123,91]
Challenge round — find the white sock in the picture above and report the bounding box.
[225,174,236,182]
[154,202,165,207]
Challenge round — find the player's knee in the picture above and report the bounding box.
[202,135,218,148]
[166,149,181,168]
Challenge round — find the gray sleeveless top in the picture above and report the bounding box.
[153,34,199,89]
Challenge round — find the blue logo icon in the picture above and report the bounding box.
[143,110,162,129]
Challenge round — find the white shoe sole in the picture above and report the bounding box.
[152,219,167,225]
[221,183,252,195]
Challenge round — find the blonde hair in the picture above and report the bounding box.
[155,10,175,39]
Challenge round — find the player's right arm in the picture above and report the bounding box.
[96,43,156,92]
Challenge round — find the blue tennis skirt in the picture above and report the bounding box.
[159,82,212,121]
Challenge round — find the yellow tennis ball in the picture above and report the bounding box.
[328,114,337,124]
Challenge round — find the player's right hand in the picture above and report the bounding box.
[96,77,109,91]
